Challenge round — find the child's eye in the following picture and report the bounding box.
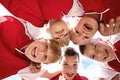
[93,44,97,49]
[63,63,68,66]
[44,55,47,60]
[75,30,79,34]
[46,44,48,49]
[73,64,77,67]
[64,33,69,37]
[91,55,95,59]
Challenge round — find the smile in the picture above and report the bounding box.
[84,24,92,32]
[31,47,37,58]
[66,73,74,77]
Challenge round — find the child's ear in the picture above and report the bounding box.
[84,13,101,23]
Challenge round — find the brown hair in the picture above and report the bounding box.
[79,45,86,55]
[64,47,79,60]
[84,13,101,23]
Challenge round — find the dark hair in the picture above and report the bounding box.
[64,47,79,60]
[79,45,86,55]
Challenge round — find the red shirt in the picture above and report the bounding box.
[108,40,120,72]
[0,16,33,79]
[1,0,120,26]
[50,73,88,80]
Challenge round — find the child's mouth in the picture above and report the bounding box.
[31,47,37,58]
[66,73,74,77]
[84,24,92,32]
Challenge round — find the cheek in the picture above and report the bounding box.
[51,32,56,36]
[90,31,97,37]
[73,66,78,72]
[62,66,68,73]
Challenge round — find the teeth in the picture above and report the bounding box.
[31,47,37,58]
[67,73,74,77]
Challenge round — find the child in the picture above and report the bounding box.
[79,32,120,79]
[44,14,120,47]
[0,16,61,79]
[42,18,70,47]
[50,47,88,80]
[70,13,120,45]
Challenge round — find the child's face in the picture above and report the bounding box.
[25,40,54,63]
[83,40,115,62]
[70,17,98,45]
[61,55,78,80]
[50,21,70,47]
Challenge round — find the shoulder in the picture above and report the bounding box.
[74,73,88,80]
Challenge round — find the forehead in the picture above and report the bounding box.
[51,21,67,28]
[79,16,97,23]
[76,17,98,29]
[51,24,68,32]
[84,43,94,56]
[62,55,78,63]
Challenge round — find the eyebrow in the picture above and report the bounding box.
[55,29,64,34]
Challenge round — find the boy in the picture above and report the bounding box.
[79,32,120,79]
[50,47,88,80]
[0,16,61,79]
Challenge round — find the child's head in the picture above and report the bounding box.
[25,39,61,64]
[79,39,115,62]
[60,47,79,80]
[70,14,101,45]
[49,19,70,47]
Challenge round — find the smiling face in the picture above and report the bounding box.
[82,40,115,62]
[70,16,98,45]
[50,19,70,47]
[25,40,57,63]
[61,55,78,80]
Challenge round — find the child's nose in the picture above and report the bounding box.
[68,66,74,72]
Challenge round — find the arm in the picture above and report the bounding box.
[30,62,41,73]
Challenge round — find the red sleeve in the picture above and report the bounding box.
[0,0,44,27]
[80,0,120,23]
[38,0,73,23]
[0,16,31,79]
[74,73,88,80]
[50,73,61,80]
[0,0,73,27]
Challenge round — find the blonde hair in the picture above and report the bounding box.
[47,39,61,63]
[50,18,65,26]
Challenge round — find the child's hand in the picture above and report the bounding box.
[99,16,120,36]
[30,62,41,73]
[59,75,66,80]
